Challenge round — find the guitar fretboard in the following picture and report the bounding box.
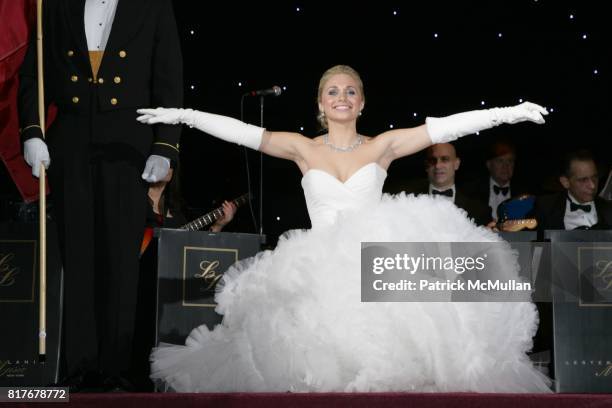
[180,194,249,231]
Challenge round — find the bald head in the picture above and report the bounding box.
[425,143,460,189]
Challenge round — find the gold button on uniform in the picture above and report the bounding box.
[67,50,74,56]
[72,96,79,103]
[110,98,118,105]
[71,75,78,82]
[119,50,127,58]
[113,76,121,84]
[98,77,104,84]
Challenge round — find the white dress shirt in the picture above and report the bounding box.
[489,178,511,220]
[84,0,119,51]
[564,192,598,230]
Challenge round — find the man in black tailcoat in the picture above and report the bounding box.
[18,0,183,390]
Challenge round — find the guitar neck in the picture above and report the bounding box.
[181,208,223,231]
[180,194,248,231]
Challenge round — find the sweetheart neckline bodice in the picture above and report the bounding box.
[300,162,387,229]
[301,162,387,185]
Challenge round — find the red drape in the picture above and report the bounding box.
[0,0,53,203]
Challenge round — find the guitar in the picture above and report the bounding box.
[140,193,250,256]
[495,194,538,232]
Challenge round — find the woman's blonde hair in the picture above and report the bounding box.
[316,65,364,130]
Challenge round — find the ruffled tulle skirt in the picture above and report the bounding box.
[151,193,552,392]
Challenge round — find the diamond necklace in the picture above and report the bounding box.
[323,133,363,152]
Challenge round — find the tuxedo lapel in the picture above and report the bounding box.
[476,179,490,203]
[551,194,568,229]
[97,0,148,75]
[454,190,467,208]
[103,0,148,52]
[64,0,88,57]
[594,198,612,227]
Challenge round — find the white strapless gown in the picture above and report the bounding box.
[151,162,552,392]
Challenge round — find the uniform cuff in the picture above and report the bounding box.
[151,141,180,162]
[20,125,44,142]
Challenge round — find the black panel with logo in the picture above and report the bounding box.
[547,230,612,393]
[155,229,262,346]
[0,221,62,386]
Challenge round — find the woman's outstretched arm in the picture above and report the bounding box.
[136,108,311,162]
[375,101,548,163]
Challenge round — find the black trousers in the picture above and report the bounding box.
[48,121,148,378]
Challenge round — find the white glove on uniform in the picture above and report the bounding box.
[23,138,50,178]
[142,154,171,183]
[425,101,548,144]
[136,108,263,150]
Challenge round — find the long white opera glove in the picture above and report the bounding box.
[141,154,171,182]
[24,138,50,178]
[136,108,263,150]
[425,101,548,144]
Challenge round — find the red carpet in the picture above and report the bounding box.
[31,392,612,408]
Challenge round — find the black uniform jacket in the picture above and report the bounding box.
[19,0,183,161]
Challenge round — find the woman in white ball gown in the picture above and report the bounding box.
[137,65,551,393]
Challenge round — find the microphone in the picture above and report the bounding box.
[245,85,282,97]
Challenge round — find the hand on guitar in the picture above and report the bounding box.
[140,195,246,256]
[210,201,238,232]
[486,220,500,232]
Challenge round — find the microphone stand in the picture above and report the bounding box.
[240,90,272,245]
[259,96,265,241]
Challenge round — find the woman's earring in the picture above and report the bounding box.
[358,111,362,116]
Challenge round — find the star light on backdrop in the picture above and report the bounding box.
[171,1,609,243]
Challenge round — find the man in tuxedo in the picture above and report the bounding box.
[535,149,612,231]
[406,143,490,226]
[532,149,612,361]
[464,139,531,221]
[18,0,183,390]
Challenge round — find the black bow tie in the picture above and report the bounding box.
[493,185,509,195]
[432,189,453,197]
[570,202,592,213]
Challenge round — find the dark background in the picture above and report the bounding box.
[2,0,610,244]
